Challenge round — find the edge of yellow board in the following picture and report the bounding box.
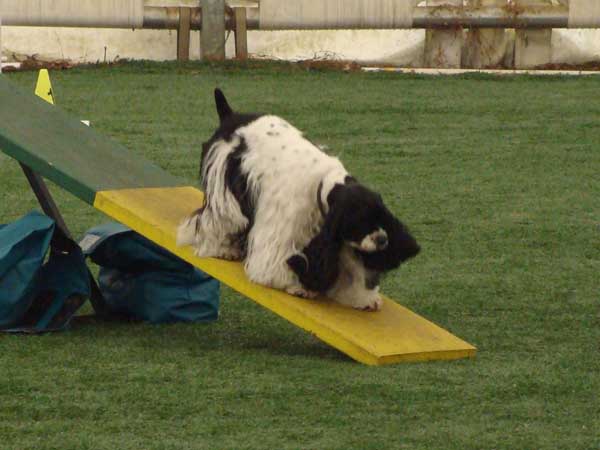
[93,186,476,365]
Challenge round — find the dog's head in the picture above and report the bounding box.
[288,177,420,292]
[324,178,420,272]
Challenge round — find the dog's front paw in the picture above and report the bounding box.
[216,247,243,261]
[353,295,383,312]
[285,286,318,299]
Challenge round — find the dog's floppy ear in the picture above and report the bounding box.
[287,231,341,293]
[287,185,346,293]
[214,88,233,123]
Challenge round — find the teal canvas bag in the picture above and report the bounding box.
[0,211,90,332]
[81,223,220,324]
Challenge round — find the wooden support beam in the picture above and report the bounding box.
[19,163,110,317]
[177,7,191,61]
[20,163,73,244]
[234,7,248,60]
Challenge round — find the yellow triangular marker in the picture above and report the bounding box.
[35,69,55,105]
[33,70,91,126]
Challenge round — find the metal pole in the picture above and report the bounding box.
[138,6,569,30]
[153,5,572,30]
[412,5,568,29]
[143,6,203,30]
[0,5,576,30]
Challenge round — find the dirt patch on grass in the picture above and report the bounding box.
[535,61,600,71]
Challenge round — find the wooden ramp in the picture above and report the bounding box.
[0,75,476,365]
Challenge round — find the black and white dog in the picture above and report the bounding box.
[177,89,420,311]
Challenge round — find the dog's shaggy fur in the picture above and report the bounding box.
[177,89,420,311]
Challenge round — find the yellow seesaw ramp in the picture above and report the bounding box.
[95,186,476,365]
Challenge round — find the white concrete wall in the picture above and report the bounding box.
[0,24,426,66]
[1,27,201,63]
[552,29,600,64]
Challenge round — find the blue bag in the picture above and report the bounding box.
[0,211,90,332]
[80,223,219,324]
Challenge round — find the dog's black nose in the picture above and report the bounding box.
[375,234,388,249]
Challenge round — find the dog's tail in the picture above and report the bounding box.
[176,210,202,247]
[215,88,233,123]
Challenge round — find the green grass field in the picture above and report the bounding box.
[0,62,598,450]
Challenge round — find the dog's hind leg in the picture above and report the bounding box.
[177,204,248,261]
[177,210,202,247]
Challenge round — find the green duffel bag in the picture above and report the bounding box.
[0,211,89,332]
[80,223,220,324]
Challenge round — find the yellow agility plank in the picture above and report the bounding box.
[93,186,476,365]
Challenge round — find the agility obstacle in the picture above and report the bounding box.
[0,74,476,365]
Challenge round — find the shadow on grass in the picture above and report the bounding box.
[70,313,351,365]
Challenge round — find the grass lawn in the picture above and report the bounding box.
[0,61,598,450]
